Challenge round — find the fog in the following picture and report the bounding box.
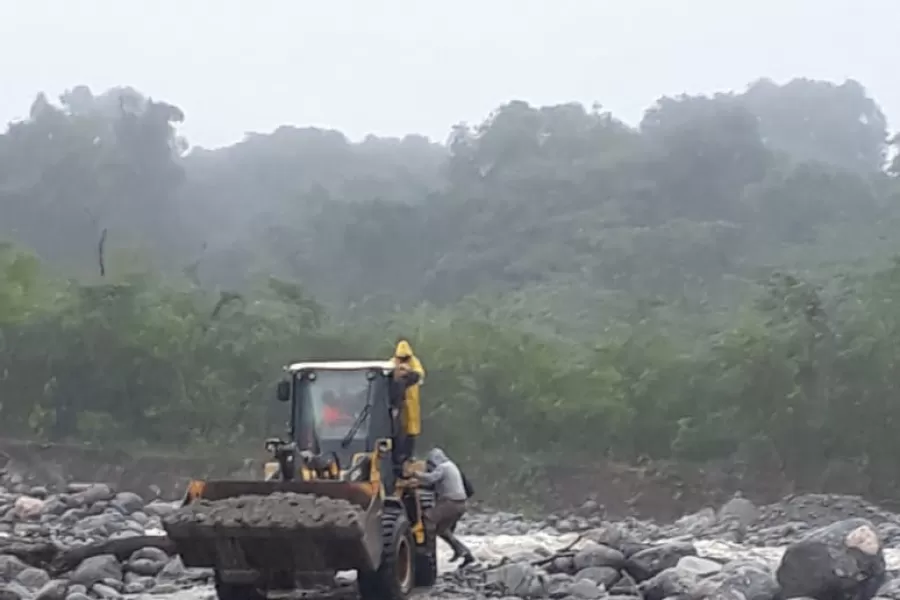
[1,0,897,148]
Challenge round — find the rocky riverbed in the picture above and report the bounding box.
[0,465,899,600]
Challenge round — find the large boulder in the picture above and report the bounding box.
[777,517,885,600]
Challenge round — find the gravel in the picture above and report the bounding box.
[0,464,897,600]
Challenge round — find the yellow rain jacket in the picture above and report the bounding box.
[391,340,425,436]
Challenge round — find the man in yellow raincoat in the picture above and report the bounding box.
[389,338,425,461]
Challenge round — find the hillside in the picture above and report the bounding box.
[2,77,900,495]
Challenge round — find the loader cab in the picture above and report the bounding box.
[277,361,400,493]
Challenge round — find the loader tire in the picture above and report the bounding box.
[414,544,438,587]
[214,573,264,600]
[414,490,438,587]
[358,509,414,600]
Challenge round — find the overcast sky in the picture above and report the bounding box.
[0,0,896,149]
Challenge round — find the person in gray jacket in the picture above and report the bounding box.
[413,447,475,567]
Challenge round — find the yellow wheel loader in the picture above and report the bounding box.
[162,361,438,600]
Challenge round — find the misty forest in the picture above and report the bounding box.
[3,78,900,493]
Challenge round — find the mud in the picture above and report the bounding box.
[163,493,366,540]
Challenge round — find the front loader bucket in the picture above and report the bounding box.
[162,479,384,579]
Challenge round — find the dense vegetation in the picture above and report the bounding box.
[3,78,900,493]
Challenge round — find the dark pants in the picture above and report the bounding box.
[426,498,471,559]
[403,435,417,460]
[392,407,417,465]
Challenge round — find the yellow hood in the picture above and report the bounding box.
[394,340,414,358]
[391,340,424,383]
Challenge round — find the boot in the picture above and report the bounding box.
[445,534,473,567]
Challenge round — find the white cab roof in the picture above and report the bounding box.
[287,360,395,372]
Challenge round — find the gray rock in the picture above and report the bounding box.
[609,571,639,596]
[123,580,150,595]
[124,575,154,593]
[626,542,698,581]
[677,555,723,577]
[575,566,620,588]
[110,493,144,516]
[573,542,626,571]
[485,562,549,599]
[28,487,48,500]
[98,578,122,592]
[0,556,29,581]
[69,555,122,587]
[582,522,639,552]
[639,567,699,600]
[90,583,120,599]
[142,502,176,518]
[34,580,67,600]
[128,546,169,565]
[675,507,718,535]
[549,556,575,574]
[72,514,123,537]
[128,547,168,564]
[878,578,900,600]
[156,557,185,582]
[1,582,31,600]
[15,567,50,590]
[0,584,26,600]
[719,493,759,528]
[64,593,90,600]
[66,585,86,596]
[568,579,604,599]
[700,560,779,600]
[71,484,113,507]
[547,573,575,598]
[40,499,67,517]
[777,518,885,600]
[620,541,652,558]
[149,583,177,594]
[126,559,163,577]
[58,508,86,525]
